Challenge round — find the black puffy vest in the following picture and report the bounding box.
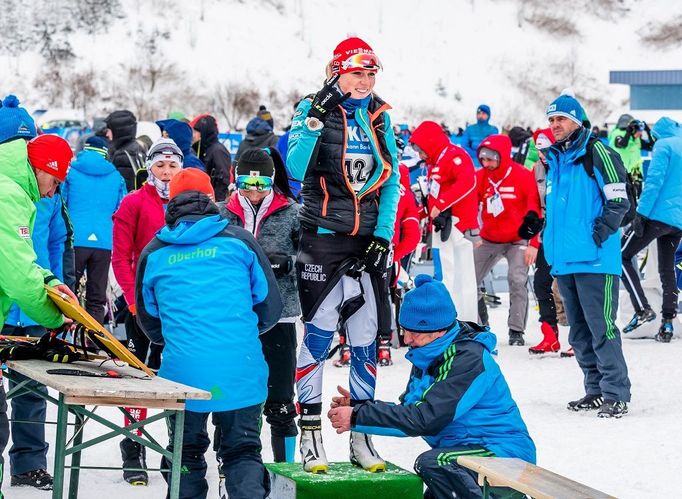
[299,96,394,236]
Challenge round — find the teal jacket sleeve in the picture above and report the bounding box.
[286,99,321,182]
[373,111,401,242]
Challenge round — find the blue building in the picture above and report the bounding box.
[609,70,682,110]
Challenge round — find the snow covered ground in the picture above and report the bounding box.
[5,289,681,498]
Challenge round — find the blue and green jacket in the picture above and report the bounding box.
[287,95,400,242]
[544,128,629,276]
[135,191,283,412]
[351,321,536,463]
[638,117,682,231]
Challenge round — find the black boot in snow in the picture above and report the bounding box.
[598,400,629,418]
[567,393,603,412]
[655,321,674,343]
[120,438,148,485]
[508,329,525,346]
[11,469,53,490]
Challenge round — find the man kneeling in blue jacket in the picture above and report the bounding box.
[135,169,282,499]
[328,274,535,499]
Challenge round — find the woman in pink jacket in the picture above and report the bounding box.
[111,138,183,486]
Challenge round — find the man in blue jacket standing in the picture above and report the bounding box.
[3,192,71,491]
[461,105,498,167]
[135,169,282,499]
[621,117,682,342]
[328,274,535,499]
[543,90,631,418]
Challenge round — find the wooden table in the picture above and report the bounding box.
[4,359,211,499]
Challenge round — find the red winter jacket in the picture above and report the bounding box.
[409,121,478,232]
[392,164,421,262]
[476,135,541,247]
[112,183,168,306]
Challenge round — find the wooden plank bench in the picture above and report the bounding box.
[457,456,617,499]
[265,461,423,499]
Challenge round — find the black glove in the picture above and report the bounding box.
[631,214,647,238]
[307,74,351,122]
[364,237,391,275]
[592,217,612,248]
[518,211,544,240]
[432,210,452,242]
[267,253,293,278]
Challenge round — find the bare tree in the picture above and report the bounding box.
[214,83,260,131]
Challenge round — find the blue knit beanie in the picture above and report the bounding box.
[83,135,109,158]
[546,89,584,126]
[477,104,491,117]
[399,274,457,333]
[0,95,37,145]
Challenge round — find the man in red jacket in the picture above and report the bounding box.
[409,121,479,322]
[474,135,542,346]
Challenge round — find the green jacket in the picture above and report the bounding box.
[608,128,642,175]
[0,139,64,328]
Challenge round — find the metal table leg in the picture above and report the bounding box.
[168,410,185,499]
[52,394,68,499]
[68,408,85,499]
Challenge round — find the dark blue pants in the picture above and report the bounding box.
[557,273,631,402]
[415,446,494,499]
[162,403,268,499]
[0,385,9,497]
[1,325,48,475]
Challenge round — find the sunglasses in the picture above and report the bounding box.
[341,53,382,72]
[237,175,273,191]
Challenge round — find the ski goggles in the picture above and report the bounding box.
[236,175,273,191]
[340,53,382,72]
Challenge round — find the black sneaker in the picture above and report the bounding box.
[655,321,674,343]
[11,469,53,490]
[623,308,656,333]
[120,438,148,485]
[508,330,525,346]
[567,394,603,411]
[598,400,629,418]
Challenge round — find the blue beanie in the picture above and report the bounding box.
[0,95,37,145]
[399,274,457,333]
[83,135,109,158]
[477,104,491,117]
[546,89,584,126]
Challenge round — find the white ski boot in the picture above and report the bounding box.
[350,431,386,472]
[299,415,328,473]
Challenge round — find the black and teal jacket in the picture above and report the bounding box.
[287,95,400,242]
[351,321,536,463]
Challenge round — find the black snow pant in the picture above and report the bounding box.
[125,308,162,370]
[163,404,269,499]
[1,325,48,475]
[0,385,8,497]
[75,247,111,325]
[415,446,497,499]
[533,244,558,326]
[558,273,631,402]
[621,219,682,320]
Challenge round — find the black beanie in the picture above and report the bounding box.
[236,148,275,178]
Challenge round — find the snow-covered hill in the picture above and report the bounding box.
[2,0,681,129]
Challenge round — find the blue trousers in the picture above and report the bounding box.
[415,446,494,499]
[1,325,48,475]
[557,273,631,402]
[162,403,268,499]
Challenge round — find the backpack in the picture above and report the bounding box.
[581,137,637,227]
